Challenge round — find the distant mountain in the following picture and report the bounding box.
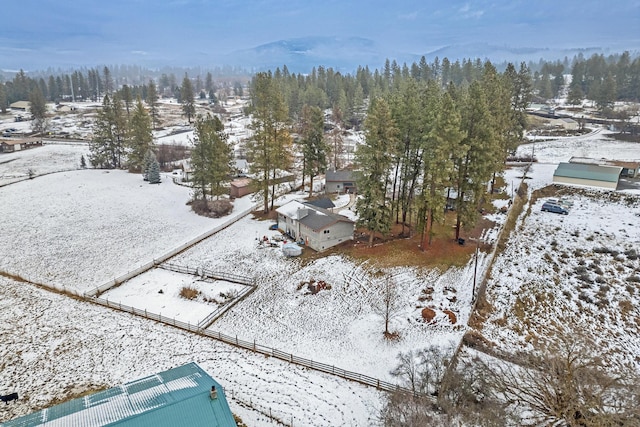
[221,36,388,73]
[220,38,632,74]
[423,43,615,64]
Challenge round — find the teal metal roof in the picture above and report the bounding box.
[554,162,622,183]
[2,363,236,427]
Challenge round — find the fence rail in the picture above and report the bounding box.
[86,294,431,400]
[160,262,255,286]
[84,205,256,297]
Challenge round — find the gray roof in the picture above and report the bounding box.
[305,198,335,209]
[299,208,353,230]
[326,169,354,182]
[554,162,622,183]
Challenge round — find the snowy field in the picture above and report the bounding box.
[0,142,88,186]
[0,165,254,294]
[2,120,640,424]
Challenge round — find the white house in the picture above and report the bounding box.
[276,200,355,252]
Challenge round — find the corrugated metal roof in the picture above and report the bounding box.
[2,363,236,427]
[553,162,622,183]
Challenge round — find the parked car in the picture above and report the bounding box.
[541,202,568,215]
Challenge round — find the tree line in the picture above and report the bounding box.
[245,59,531,245]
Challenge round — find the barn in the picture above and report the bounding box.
[553,162,622,190]
[2,363,236,427]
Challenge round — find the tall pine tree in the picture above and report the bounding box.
[127,97,153,172]
[298,105,328,198]
[355,98,398,247]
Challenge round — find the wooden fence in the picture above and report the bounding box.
[86,294,432,401]
[158,262,257,329]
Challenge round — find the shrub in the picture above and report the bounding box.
[179,286,200,300]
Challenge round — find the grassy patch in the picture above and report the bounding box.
[179,286,200,300]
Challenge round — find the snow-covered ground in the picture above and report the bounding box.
[3,120,640,425]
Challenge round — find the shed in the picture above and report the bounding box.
[2,363,237,427]
[569,157,640,178]
[325,169,356,194]
[230,177,252,198]
[9,101,30,112]
[551,117,579,130]
[1,138,42,153]
[553,162,622,189]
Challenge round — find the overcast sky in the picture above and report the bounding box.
[1,0,638,70]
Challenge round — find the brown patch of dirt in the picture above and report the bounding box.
[421,307,436,322]
[443,309,457,324]
[336,214,495,269]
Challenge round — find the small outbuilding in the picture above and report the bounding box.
[1,138,42,153]
[2,363,237,427]
[230,177,252,198]
[553,162,622,190]
[9,101,30,112]
[551,117,579,130]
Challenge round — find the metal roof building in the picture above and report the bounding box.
[2,363,236,427]
[553,162,622,189]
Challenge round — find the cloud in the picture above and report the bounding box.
[458,3,484,19]
[131,50,148,56]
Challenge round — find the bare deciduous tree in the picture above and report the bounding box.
[481,336,640,426]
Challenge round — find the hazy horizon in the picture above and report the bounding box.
[2,0,639,72]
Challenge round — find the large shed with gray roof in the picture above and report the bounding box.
[553,162,622,190]
[276,200,355,252]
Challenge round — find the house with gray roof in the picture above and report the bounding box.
[553,162,622,190]
[276,200,354,252]
[2,363,236,427]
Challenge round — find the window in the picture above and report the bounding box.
[323,230,330,234]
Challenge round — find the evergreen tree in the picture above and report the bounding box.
[247,72,293,213]
[121,84,133,117]
[89,94,128,169]
[329,104,345,168]
[148,157,161,184]
[355,98,398,247]
[80,155,87,169]
[103,66,113,95]
[389,78,427,236]
[453,82,498,240]
[191,114,233,201]
[0,84,6,113]
[146,79,159,129]
[127,97,153,172]
[29,87,48,136]
[419,89,464,247]
[205,72,214,93]
[180,74,195,123]
[298,105,328,198]
[142,149,154,180]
